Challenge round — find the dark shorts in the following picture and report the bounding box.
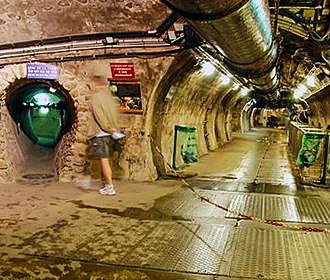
[87,136,118,160]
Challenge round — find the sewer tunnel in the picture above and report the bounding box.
[5,80,76,180]
[6,81,74,148]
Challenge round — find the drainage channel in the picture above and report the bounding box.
[18,173,55,186]
[22,174,55,180]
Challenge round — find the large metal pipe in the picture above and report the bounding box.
[162,0,279,93]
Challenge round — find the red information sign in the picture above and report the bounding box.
[110,63,135,79]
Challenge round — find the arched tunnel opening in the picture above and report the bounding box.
[6,80,75,180]
[148,51,248,177]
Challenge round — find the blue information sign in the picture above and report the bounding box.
[27,63,59,80]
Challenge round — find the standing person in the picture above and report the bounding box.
[87,66,121,195]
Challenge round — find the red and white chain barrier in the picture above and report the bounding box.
[149,136,328,233]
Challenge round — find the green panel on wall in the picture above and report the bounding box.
[10,82,68,148]
[172,125,198,170]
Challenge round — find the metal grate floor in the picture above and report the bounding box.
[286,231,330,280]
[188,179,316,196]
[14,218,330,280]
[229,227,288,279]
[225,194,330,224]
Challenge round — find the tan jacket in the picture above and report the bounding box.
[87,91,119,139]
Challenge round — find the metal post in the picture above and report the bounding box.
[172,125,178,170]
[320,134,329,184]
[274,0,280,36]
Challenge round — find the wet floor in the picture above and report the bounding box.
[0,128,329,280]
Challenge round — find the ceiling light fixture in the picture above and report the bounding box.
[232,83,240,90]
[33,93,50,106]
[49,87,56,93]
[39,107,50,114]
[294,84,307,99]
[306,75,316,87]
[220,74,231,86]
[202,62,215,76]
[240,87,249,96]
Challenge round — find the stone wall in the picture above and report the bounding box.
[230,98,246,133]
[0,100,18,182]
[0,65,26,182]
[0,1,170,44]
[0,57,173,183]
[112,57,174,181]
[0,1,250,183]
[309,100,329,128]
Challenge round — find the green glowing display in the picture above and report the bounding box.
[9,82,70,148]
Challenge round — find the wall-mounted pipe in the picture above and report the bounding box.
[0,12,180,51]
[277,9,328,25]
[269,0,322,8]
[0,38,173,60]
[0,48,183,68]
[162,0,279,94]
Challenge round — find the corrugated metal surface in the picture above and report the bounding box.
[286,231,330,280]
[164,0,278,92]
[230,228,288,279]
[225,194,330,224]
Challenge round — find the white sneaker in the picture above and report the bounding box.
[99,185,116,196]
[111,131,125,140]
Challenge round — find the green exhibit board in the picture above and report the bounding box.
[296,134,322,167]
[172,125,198,170]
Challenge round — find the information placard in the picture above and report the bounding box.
[27,63,59,80]
[110,63,135,79]
[109,79,142,114]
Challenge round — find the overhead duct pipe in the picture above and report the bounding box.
[162,0,279,94]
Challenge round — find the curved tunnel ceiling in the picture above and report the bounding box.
[0,1,327,108]
[151,50,248,173]
[162,0,279,94]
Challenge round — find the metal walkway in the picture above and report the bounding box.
[0,128,329,280]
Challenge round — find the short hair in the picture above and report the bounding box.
[88,62,109,82]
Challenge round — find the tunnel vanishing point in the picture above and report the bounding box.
[0,1,330,280]
[0,0,328,183]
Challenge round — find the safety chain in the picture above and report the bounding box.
[149,136,328,234]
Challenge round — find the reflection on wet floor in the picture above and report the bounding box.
[63,129,327,225]
[187,179,317,196]
[234,131,297,185]
[1,128,330,280]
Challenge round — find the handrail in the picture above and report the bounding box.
[289,121,329,185]
[290,121,330,136]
